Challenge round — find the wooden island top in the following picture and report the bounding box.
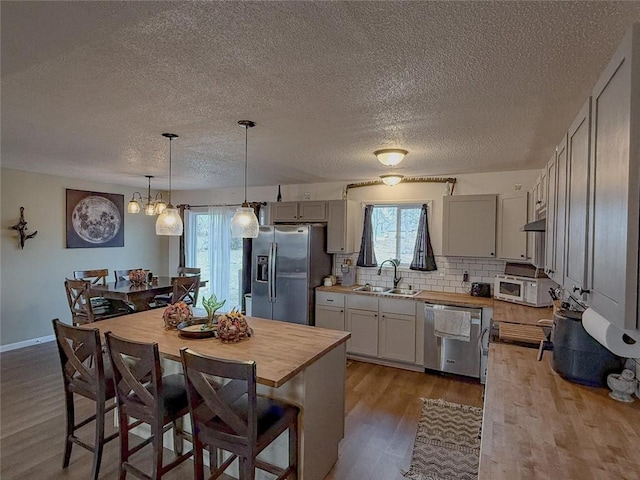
[480,343,640,479]
[90,308,350,388]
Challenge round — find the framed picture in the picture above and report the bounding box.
[66,189,124,248]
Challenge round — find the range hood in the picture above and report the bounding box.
[522,218,546,232]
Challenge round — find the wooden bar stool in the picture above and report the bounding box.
[105,332,192,480]
[51,318,119,480]
[180,347,299,480]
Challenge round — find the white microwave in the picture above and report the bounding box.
[494,275,556,307]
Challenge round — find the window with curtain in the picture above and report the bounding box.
[370,204,423,265]
[185,207,244,310]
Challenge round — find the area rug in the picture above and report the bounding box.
[403,398,483,480]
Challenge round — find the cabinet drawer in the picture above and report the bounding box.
[347,294,379,311]
[379,298,417,316]
[316,291,345,308]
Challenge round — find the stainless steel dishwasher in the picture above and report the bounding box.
[424,303,484,379]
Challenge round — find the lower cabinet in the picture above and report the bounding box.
[346,309,379,356]
[315,291,345,330]
[378,298,416,363]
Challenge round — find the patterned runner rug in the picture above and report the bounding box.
[403,398,483,480]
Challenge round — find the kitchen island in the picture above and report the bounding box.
[90,309,350,480]
[480,343,640,479]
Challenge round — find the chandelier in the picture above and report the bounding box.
[127,175,166,215]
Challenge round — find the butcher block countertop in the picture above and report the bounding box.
[480,343,640,479]
[90,309,350,388]
[492,299,553,326]
[317,285,493,308]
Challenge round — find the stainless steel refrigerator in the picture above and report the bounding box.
[251,224,332,325]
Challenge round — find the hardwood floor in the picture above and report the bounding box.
[0,342,483,480]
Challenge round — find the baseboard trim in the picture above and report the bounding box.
[0,335,55,353]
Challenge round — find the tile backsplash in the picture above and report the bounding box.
[333,254,505,295]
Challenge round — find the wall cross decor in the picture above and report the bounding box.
[10,206,38,249]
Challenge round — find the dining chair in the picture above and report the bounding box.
[74,269,133,314]
[154,267,201,306]
[155,275,201,307]
[64,279,126,325]
[52,319,119,480]
[105,332,193,480]
[180,347,299,480]
[177,267,201,276]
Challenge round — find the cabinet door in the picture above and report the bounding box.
[271,202,299,222]
[379,313,416,363]
[587,25,639,330]
[316,305,345,331]
[550,135,568,286]
[565,99,591,295]
[442,194,497,257]
[327,200,348,253]
[544,155,557,274]
[298,201,326,222]
[345,309,378,356]
[498,193,528,261]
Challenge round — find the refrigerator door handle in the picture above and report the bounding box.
[269,242,277,303]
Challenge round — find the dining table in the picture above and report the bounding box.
[90,308,350,480]
[89,276,207,312]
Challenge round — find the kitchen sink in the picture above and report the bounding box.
[352,285,387,293]
[384,288,422,297]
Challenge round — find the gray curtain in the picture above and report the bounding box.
[357,205,377,267]
[410,204,437,271]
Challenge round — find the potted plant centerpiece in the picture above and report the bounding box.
[202,293,226,330]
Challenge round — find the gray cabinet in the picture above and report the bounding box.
[564,99,591,296]
[550,135,568,286]
[586,24,640,330]
[327,200,358,254]
[442,194,497,258]
[378,298,416,363]
[270,201,327,222]
[498,192,529,261]
[315,292,345,330]
[346,295,379,356]
[544,154,557,275]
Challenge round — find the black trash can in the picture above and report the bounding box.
[551,309,624,387]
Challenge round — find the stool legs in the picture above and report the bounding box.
[91,398,107,480]
[62,390,74,469]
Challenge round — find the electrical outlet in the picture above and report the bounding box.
[463,271,469,282]
[303,192,311,200]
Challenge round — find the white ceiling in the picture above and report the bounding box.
[2,1,640,191]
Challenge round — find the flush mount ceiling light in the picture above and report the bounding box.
[374,148,408,166]
[231,120,259,238]
[155,133,183,236]
[380,174,404,186]
[127,175,166,215]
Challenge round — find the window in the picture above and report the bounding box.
[371,204,422,265]
[185,207,244,310]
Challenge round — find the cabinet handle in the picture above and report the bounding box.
[520,254,525,258]
[340,309,343,313]
[572,286,591,295]
[490,252,494,256]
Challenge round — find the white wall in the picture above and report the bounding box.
[0,168,170,347]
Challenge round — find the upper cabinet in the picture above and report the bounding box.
[549,135,568,286]
[443,194,497,258]
[564,99,591,296]
[544,153,557,276]
[498,192,529,261]
[327,200,358,254]
[270,201,327,223]
[586,24,640,330]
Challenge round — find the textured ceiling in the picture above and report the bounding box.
[2,1,640,191]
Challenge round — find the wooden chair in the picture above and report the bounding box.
[64,279,125,325]
[180,348,299,480]
[177,267,201,276]
[154,275,201,307]
[74,269,133,314]
[105,332,193,480]
[114,269,143,282]
[52,319,119,480]
[154,267,201,306]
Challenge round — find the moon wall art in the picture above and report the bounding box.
[66,189,124,248]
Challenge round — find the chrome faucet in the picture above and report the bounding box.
[377,259,402,288]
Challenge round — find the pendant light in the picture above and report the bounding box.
[155,133,183,236]
[230,120,259,238]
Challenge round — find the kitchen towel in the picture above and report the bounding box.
[582,308,640,358]
[434,310,471,342]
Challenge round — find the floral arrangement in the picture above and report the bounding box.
[129,269,148,285]
[162,301,192,330]
[217,309,253,343]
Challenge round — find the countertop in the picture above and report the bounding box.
[317,284,494,308]
[89,309,351,388]
[479,343,640,479]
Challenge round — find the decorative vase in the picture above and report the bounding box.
[129,269,148,285]
[607,369,637,403]
[163,301,193,330]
